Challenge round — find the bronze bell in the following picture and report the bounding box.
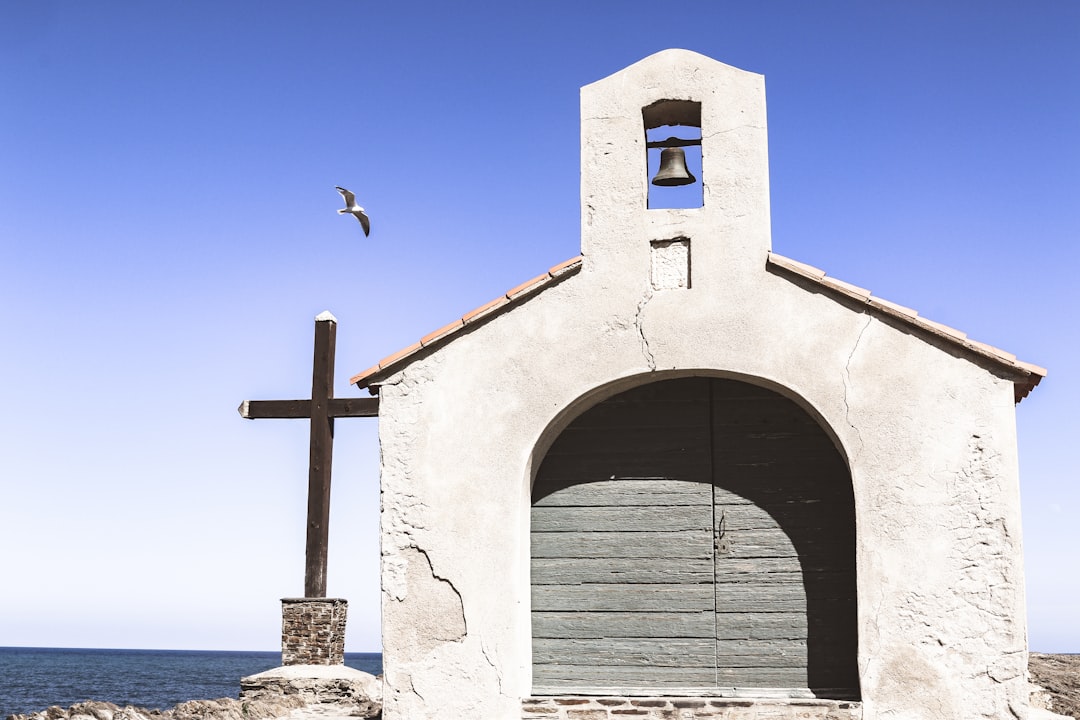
[651,144,697,186]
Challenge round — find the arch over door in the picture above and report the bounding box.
[531,377,858,698]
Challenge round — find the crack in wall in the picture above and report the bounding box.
[634,287,657,371]
[386,545,466,655]
[412,544,468,638]
[480,640,505,696]
[843,315,872,459]
[409,675,426,703]
[862,586,886,681]
[702,124,766,139]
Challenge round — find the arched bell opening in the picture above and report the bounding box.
[530,375,859,699]
[644,99,703,209]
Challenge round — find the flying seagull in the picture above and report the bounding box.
[335,186,370,236]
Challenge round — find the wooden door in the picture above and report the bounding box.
[531,377,858,698]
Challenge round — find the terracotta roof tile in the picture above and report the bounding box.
[420,319,464,347]
[354,363,381,383]
[350,256,583,387]
[965,339,1015,362]
[378,341,423,370]
[549,257,582,276]
[462,296,510,324]
[506,273,552,301]
[918,317,968,342]
[821,276,871,300]
[766,251,1044,403]
[1018,359,1049,376]
[867,296,919,319]
[772,255,827,280]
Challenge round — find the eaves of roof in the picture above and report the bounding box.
[767,253,1045,403]
[349,256,583,389]
[350,252,1045,404]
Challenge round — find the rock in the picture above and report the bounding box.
[239,665,380,719]
[69,703,119,720]
[4,692,341,720]
[1029,653,1080,719]
[113,707,154,720]
[2,663,384,720]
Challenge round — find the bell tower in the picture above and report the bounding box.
[579,49,771,293]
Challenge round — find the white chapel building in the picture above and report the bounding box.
[350,50,1046,720]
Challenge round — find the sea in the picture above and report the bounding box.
[0,648,382,719]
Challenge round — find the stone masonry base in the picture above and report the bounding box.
[280,597,347,666]
[522,697,862,720]
[240,664,381,718]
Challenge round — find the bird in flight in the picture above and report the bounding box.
[335,186,370,236]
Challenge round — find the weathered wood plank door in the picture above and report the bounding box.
[531,377,858,698]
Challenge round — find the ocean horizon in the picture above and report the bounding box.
[0,647,383,719]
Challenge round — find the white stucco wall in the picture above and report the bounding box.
[370,50,1030,720]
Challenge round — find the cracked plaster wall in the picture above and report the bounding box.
[372,50,1030,719]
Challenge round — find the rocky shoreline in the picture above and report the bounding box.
[5,697,311,720]
[1030,654,1080,719]
[8,655,1078,720]
[6,665,382,720]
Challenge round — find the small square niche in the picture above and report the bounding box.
[651,238,691,290]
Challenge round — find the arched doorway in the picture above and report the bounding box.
[531,376,858,698]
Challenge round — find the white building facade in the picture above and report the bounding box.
[352,50,1045,720]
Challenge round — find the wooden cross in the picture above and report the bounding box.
[239,311,378,598]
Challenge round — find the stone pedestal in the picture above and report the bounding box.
[281,597,347,665]
[240,664,382,718]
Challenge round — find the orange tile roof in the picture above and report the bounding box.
[767,253,1045,403]
[350,256,583,388]
[351,252,1044,404]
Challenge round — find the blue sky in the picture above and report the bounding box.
[1,2,1077,654]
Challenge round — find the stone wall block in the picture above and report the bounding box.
[280,598,348,665]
